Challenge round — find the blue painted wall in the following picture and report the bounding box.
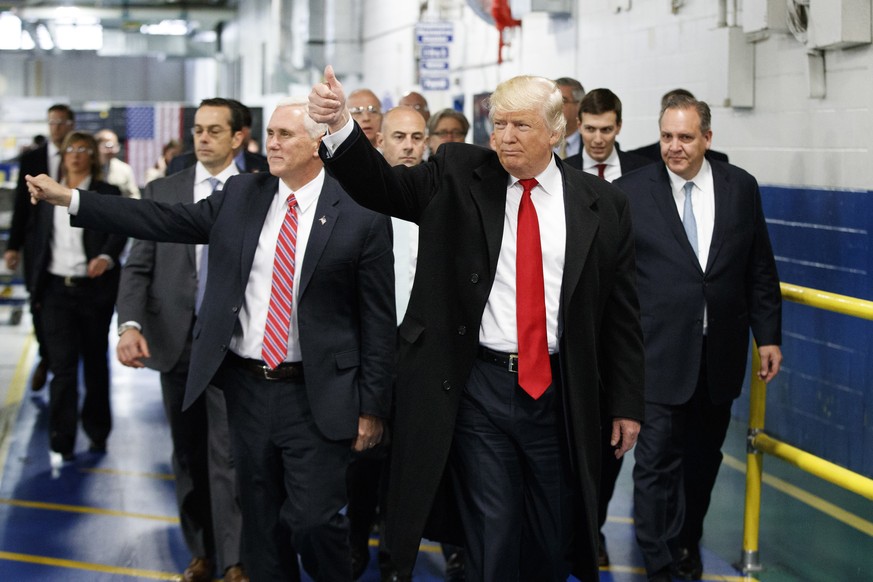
[733,185,872,478]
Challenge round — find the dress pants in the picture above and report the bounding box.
[159,337,214,563]
[598,410,625,543]
[632,354,733,574]
[218,359,350,582]
[41,276,115,454]
[206,383,244,571]
[450,357,574,582]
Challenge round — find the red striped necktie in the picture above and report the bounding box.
[262,193,299,369]
[516,178,552,399]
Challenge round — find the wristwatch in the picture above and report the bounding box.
[117,323,140,337]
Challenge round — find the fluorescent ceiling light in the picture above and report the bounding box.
[140,19,189,36]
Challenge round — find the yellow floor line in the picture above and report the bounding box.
[0,332,36,483]
[80,467,175,480]
[0,550,190,580]
[723,453,873,537]
[0,497,179,523]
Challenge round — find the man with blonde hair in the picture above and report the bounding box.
[310,66,644,582]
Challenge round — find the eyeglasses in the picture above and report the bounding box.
[431,130,467,139]
[64,146,93,154]
[100,141,117,149]
[191,126,230,138]
[48,120,73,126]
[406,104,429,112]
[349,105,381,117]
[562,98,580,105]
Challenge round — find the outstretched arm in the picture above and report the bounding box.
[25,174,73,207]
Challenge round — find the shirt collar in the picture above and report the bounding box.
[581,146,620,171]
[195,161,240,188]
[278,167,325,214]
[666,158,712,193]
[508,154,563,198]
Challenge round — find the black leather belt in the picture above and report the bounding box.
[477,345,559,373]
[51,274,93,287]
[226,352,304,381]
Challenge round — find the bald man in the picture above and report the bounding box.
[95,129,140,199]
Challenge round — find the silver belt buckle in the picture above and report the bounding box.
[261,365,278,380]
[508,354,519,373]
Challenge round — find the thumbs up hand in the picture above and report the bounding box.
[309,65,349,133]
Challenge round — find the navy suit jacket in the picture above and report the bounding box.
[614,162,781,406]
[72,171,396,441]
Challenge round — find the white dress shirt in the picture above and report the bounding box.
[228,168,325,362]
[48,142,62,181]
[51,176,92,278]
[667,160,715,332]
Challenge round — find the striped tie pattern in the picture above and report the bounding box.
[262,193,298,369]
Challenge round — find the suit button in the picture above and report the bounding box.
[457,325,466,335]
[220,345,227,351]
[232,306,239,313]
[470,273,479,283]
[443,380,452,391]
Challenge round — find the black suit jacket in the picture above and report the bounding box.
[30,181,127,304]
[320,124,645,579]
[72,171,396,441]
[628,141,729,163]
[563,148,654,176]
[8,145,51,290]
[166,150,269,176]
[614,162,781,405]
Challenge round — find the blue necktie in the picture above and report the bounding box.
[195,177,220,314]
[682,181,698,256]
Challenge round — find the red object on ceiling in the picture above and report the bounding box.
[491,0,521,64]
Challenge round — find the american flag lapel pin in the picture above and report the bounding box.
[319,216,327,225]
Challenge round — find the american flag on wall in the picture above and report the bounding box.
[125,104,182,187]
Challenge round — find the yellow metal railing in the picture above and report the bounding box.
[740,283,873,572]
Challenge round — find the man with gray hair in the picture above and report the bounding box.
[310,66,644,582]
[553,76,585,158]
[25,98,397,582]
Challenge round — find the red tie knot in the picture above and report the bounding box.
[287,193,297,209]
[518,178,539,196]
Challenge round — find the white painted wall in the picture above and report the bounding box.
[355,0,873,191]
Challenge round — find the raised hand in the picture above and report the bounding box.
[308,65,350,133]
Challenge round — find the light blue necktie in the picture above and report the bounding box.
[195,177,221,314]
[682,181,698,255]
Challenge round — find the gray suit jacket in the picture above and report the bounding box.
[116,166,198,372]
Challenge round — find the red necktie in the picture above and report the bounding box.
[516,178,552,399]
[595,163,607,179]
[262,193,298,369]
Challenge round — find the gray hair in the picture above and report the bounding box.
[659,93,711,134]
[275,97,328,139]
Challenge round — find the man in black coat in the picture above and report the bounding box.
[310,66,645,582]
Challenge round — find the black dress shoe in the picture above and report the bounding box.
[598,540,610,567]
[674,546,703,580]
[647,566,673,582]
[31,360,48,391]
[89,440,107,454]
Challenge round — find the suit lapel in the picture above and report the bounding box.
[180,168,198,269]
[559,161,600,315]
[650,167,703,273]
[705,162,730,273]
[297,177,341,299]
[470,159,510,279]
[239,175,280,289]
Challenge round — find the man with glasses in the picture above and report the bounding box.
[95,129,140,199]
[426,109,470,158]
[5,103,75,393]
[114,98,249,582]
[347,89,383,147]
[553,77,585,159]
